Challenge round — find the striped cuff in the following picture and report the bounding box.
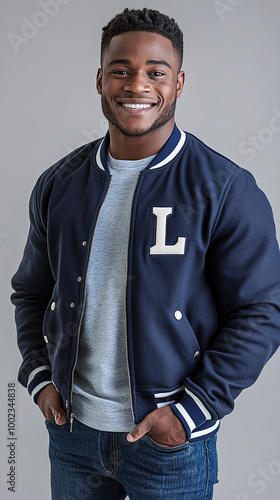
[170,387,212,440]
[27,366,52,402]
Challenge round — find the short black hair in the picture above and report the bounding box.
[101,8,183,69]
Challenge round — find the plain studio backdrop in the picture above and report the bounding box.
[1,1,280,499]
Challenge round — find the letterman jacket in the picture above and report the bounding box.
[11,124,280,442]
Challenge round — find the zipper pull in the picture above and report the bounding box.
[70,413,75,433]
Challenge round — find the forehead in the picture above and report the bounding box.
[102,31,179,68]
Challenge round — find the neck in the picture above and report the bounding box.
[108,120,175,160]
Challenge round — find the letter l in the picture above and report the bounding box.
[150,207,186,255]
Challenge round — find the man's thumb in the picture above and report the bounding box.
[127,418,151,443]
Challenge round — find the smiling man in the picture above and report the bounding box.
[11,8,280,500]
[98,29,184,151]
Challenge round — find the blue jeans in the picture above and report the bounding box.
[46,418,218,499]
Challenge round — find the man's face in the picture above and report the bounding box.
[97,31,184,138]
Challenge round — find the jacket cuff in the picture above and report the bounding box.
[27,366,52,403]
[170,387,212,441]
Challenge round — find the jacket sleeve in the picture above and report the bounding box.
[11,174,55,402]
[171,169,280,439]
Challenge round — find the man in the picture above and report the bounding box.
[11,8,280,500]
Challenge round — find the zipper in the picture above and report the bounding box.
[125,172,143,423]
[70,412,75,433]
[68,176,112,432]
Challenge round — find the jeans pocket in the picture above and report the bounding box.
[45,416,55,426]
[144,434,189,452]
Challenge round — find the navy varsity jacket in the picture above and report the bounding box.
[11,124,280,441]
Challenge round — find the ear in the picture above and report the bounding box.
[96,68,102,95]
[176,70,185,98]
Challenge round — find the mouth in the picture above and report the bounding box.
[122,103,153,110]
[116,99,158,113]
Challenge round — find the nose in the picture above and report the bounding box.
[123,71,152,93]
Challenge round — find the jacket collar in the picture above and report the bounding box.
[95,124,186,172]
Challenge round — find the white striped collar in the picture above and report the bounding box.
[95,124,186,172]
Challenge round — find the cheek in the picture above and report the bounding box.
[160,82,178,100]
[103,83,120,102]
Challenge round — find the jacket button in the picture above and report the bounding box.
[77,276,82,282]
[51,301,56,311]
[194,351,200,359]
[82,241,87,246]
[174,310,182,320]
[70,302,75,308]
[44,336,48,343]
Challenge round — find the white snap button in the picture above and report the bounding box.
[77,276,82,282]
[70,302,75,308]
[51,302,56,311]
[44,336,48,343]
[174,310,183,320]
[194,351,200,359]
[82,241,87,246]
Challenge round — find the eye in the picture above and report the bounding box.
[112,70,130,76]
[150,71,165,77]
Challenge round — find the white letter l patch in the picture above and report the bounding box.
[150,207,186,255]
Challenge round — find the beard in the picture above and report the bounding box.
[101,95,177,137]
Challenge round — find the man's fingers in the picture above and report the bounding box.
[37,384,67,425]
[43,405,67,424]
[127,418,152,442]
[127,407,187,446]
[53,409,67,425]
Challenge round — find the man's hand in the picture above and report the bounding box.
[37,383,67,425]
[127,406,187,447]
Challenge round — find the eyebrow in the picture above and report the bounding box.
[107,59,130,67]
[107,59,172,70]
[147,60,172,70]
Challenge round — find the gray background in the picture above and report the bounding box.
[1,0,280,498]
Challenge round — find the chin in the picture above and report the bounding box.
[115,117,174,138]
[117,127,152,138]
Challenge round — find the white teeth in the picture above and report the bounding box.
[122,103,152,109]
